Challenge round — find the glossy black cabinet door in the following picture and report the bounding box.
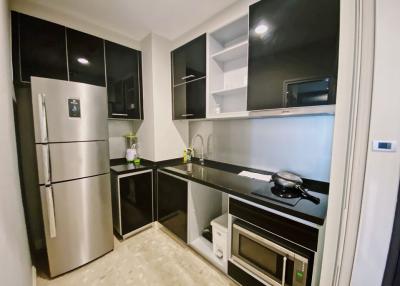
[247,0,339,110]
[157,172,188,242]
[105,41,143,119]
[14,12,68,83]
[172,34,206,86]
[119,171,153,235]
[67,28,106,86]
[173,78,206,120]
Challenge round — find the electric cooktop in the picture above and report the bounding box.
[251,184,305,207]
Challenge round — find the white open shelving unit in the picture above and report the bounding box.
[207,15,250,119]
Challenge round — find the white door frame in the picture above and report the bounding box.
[319,0,376,285]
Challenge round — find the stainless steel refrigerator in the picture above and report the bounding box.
[28,77,113,277]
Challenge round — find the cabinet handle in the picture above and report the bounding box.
[181,114,194,117]
[281,256,287,286]
[112,113,128,116]
[181,75,195,80]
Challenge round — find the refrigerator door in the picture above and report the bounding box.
[31,77,108,143]
[40,174,113,277]
[37,141,110,184]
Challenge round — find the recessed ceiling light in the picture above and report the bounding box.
[77,57,89,65]
[255,24,268,35]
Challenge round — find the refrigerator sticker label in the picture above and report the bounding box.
[68,99,81,118]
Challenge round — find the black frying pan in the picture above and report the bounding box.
[271,171,320,204]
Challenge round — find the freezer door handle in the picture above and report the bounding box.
[38,93,49,142]
[45,186,57,238]
[41,144,52,185]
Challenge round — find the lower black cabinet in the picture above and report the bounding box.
[157,171,188,242]
[111,170,153,238]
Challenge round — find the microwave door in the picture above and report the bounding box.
[232,223,309,286]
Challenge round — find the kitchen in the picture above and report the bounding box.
[0,0,399,286]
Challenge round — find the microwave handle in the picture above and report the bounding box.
[281,256,287,286]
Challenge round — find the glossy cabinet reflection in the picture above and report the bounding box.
[247,0,339,110]
[172,34,206,86]
[157,172,188,242]
[171,34,206,120]
[173,78,206,119]
[111,170,153,237]
[66,28,106,87]
[12,12,68,83]
[105,41,143,119]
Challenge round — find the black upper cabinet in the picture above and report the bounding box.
[247,0,340,110]
[13,12,68,83]
[172,34,206,86]
[66,29,106,86]
[105,41,143,119]
[171,34,206,120]
[157,172,188,243]
[173,78,206,119]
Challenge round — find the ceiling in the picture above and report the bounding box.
[25,0,239,41]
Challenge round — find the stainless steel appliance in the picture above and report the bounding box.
[31,77,113,277]
[232,221,310,286]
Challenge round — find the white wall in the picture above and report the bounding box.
[151,34,188,161]
[190,116,334,182]
[351,0,400,284]
[0,0,32,285]
[138,34,188,161]
[136,34,156,161]
[108,120,141,159]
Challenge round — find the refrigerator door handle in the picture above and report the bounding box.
[38,93,48,143]
[45,186,57,238]
[42,144,52,185]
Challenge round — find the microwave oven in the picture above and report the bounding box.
[231,221,311,286]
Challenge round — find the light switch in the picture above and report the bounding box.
[372,140,397,152]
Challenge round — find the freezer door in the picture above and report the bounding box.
[37,141,110,184]
[40,174,113,277]
[31,77,108,143]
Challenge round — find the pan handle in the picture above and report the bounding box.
[296,185,320,204]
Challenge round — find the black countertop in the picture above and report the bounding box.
[110,163,152,175]
[160,162,328,226]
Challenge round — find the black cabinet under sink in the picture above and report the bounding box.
[247,0,339,110]
[66,28,106,87]
[157,171,188,242]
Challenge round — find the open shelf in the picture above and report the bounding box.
[211,40,248,63]
[208,14,249,120]
[190,237,225,271]
[211,85,247,97]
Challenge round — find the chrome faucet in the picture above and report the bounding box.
[191,134,205,165]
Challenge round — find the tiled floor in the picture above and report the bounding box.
[37,225,237,286]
